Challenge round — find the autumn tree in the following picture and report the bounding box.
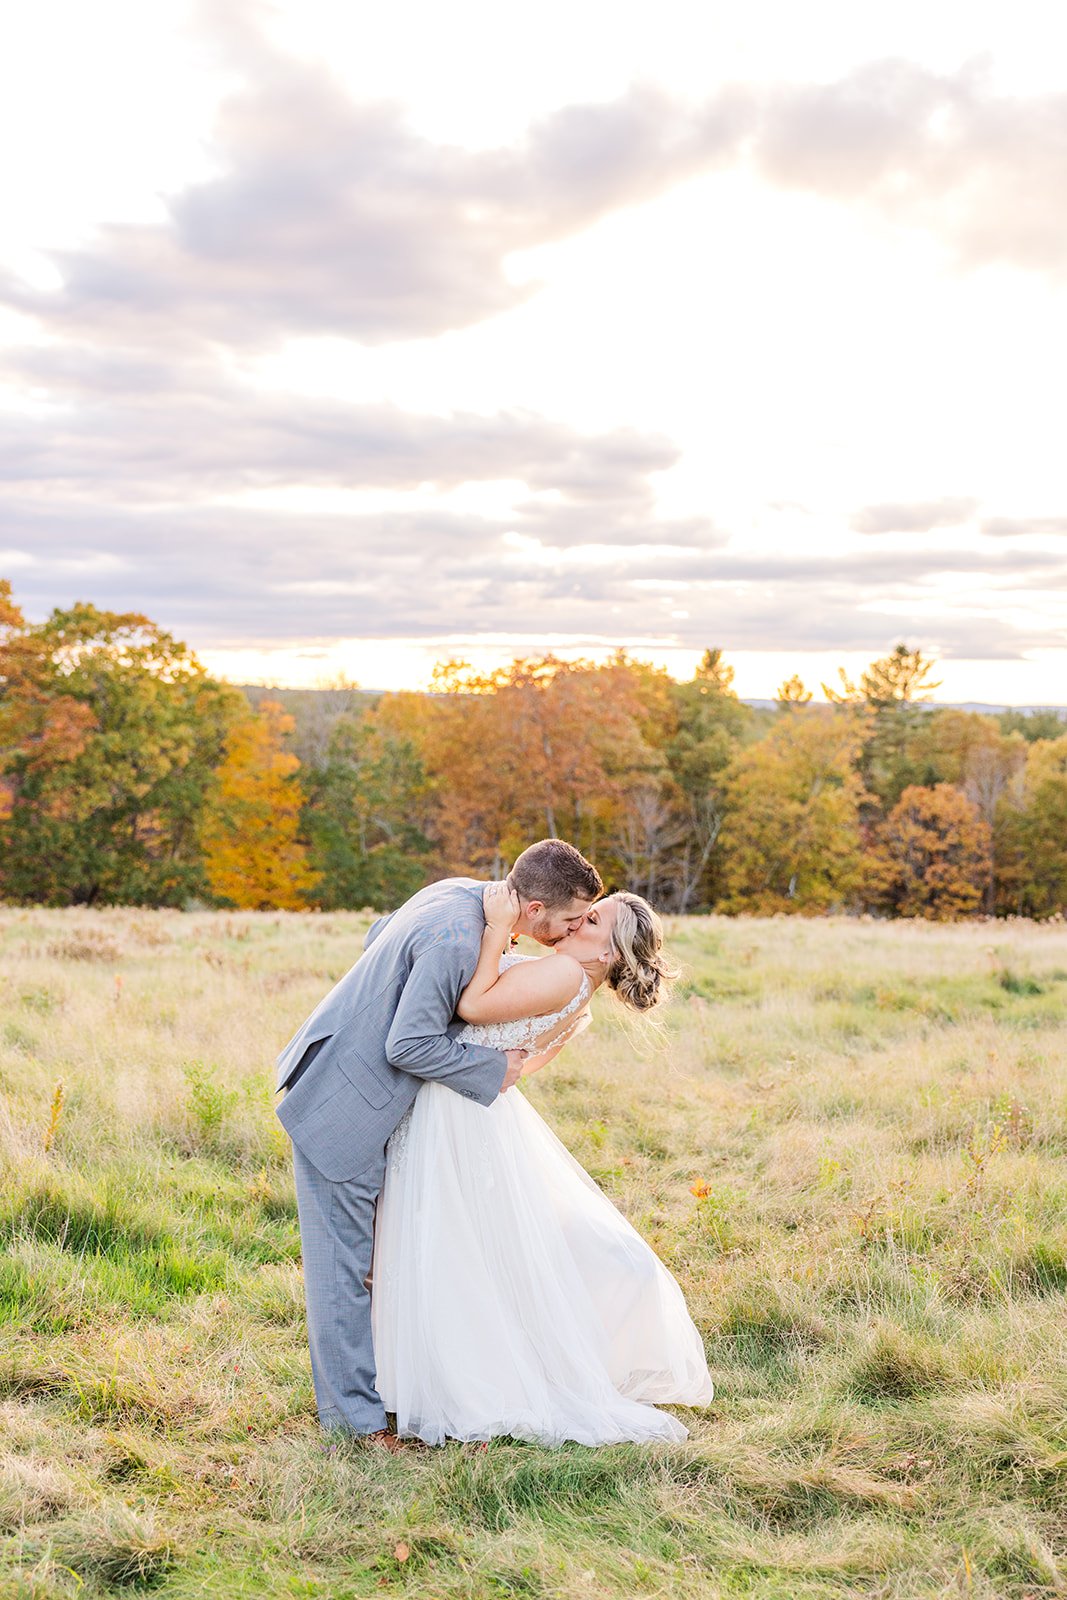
[413,655,662,882]
[903,710,1026,913]
[201,699,319,909]
[776,674,813,708]
[664,647,753,910]
[823,642,942,709]
[1009,735,1067,916]
[584,651,679,902]
[0,593,240,905]
[414,660,535,877]
[823,643,941,807]
[691,647,734,695]
[717,706,871,913]
[867,783,992,920]
[997,707,1067,743]
[244,679,372,767]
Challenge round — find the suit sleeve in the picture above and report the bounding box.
[385,931,507,1106]
[363,911,393,952]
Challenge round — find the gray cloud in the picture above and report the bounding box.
[0,348,685,530]
[508,503,722,549]
[851,498,978,534]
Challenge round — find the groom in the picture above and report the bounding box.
[276,838,604,1444]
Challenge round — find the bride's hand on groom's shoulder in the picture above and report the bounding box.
[483,881,521,933]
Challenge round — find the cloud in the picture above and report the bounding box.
[980,515,1067,538]
[851,498,978,535]
[851,501,1067,542]
[752,58,1067,277]
[0,349,686,526]
[0,45,745,351]
[5,493,1064,663]
[4,32,1064,372]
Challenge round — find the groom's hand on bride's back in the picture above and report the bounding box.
[501,1050,527,1093]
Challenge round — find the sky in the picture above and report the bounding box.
[2,0,1067,702]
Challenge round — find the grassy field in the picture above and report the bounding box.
[1,908,1065,1600]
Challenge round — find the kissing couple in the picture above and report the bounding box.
[276,838,713,1449]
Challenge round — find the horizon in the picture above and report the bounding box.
[195,638,1063,706]
[227,662,1067,715]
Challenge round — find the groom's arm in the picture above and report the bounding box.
[363,910,394,951]
[385,932,513,1106]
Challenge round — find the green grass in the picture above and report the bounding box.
[1,907,1065,1598]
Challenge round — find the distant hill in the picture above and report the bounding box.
[240,686,1067,717]
[238,683,382,765]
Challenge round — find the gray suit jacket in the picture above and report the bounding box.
[275,878,507,1182]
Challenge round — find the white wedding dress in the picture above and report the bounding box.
[371,954,713,1446]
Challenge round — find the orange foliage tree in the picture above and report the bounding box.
[201,699,319,909]
[868,783,992,920]
[908,710,1026,913]
[409,655,665,882]
[0,584,103,832]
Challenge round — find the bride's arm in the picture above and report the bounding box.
[457,882,516,1020]
[457,884,584,1024]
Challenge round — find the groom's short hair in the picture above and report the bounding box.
[508,839,603,908]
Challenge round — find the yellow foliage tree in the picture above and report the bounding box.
[717,707,872,913]
[201,699,319,910]
[1009,734,1067,916]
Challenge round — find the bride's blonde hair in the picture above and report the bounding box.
[603,891,676,1013]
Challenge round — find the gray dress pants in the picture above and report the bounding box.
[291,1141,389,1434]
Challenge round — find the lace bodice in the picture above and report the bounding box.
[387,954,590,1178]
[455,952,591,1054]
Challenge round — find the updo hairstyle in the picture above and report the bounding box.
[604,891,676,1013]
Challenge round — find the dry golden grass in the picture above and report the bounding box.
[1,907,1065,1598]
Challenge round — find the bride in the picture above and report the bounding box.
[371,883,714,1447]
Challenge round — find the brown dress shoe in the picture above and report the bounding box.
[362,1428,409,1454]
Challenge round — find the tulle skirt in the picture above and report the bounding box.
[371,1081,713,1446]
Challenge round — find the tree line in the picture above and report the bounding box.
[3,580,1066,918]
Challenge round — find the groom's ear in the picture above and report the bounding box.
[524,899,545,918]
